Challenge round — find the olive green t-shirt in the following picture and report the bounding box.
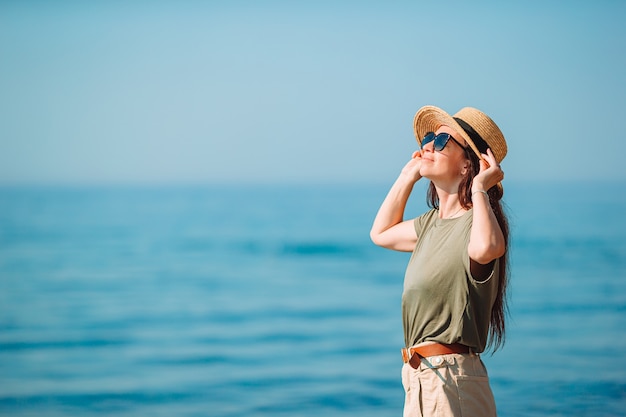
[402,208,499,353]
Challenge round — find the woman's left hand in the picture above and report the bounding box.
[472,148,504,192]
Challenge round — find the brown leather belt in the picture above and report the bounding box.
[401,343,470,364]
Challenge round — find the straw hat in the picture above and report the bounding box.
[413,105,507,164]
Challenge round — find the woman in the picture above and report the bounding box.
[370,105,509,417]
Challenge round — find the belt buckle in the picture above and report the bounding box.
[405,348,423,369]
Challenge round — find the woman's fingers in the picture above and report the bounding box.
[480,149,500,170]
[400,150,423,182]
[475,148,504,189]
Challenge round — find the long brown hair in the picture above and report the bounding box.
[426,149,509,351]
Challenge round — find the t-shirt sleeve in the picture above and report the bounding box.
[413,217,423,237]
[413,209,434,239]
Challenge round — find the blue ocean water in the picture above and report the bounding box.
[1,181,625,417]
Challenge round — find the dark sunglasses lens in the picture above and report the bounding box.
[434,133,451,151]
[421,132,435,147]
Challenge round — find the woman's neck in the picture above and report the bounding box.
[435,184,466,219]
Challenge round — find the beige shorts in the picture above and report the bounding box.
[401,352,497,417]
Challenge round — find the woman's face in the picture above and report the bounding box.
[419,125,469,183]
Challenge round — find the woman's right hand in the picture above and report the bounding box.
[400,150,423,183]
[370,151,422,252]
[370,150,423,252]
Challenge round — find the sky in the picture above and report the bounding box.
[1,0,625,185]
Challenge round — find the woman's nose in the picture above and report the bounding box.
[421,141,434,152]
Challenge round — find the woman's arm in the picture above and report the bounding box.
[370,151,422,252]
[468,149,506,264]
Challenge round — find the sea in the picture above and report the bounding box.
[1,180,625,417]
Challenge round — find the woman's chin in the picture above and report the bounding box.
[419,169,433,179]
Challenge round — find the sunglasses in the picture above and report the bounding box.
[421,132,467,152]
